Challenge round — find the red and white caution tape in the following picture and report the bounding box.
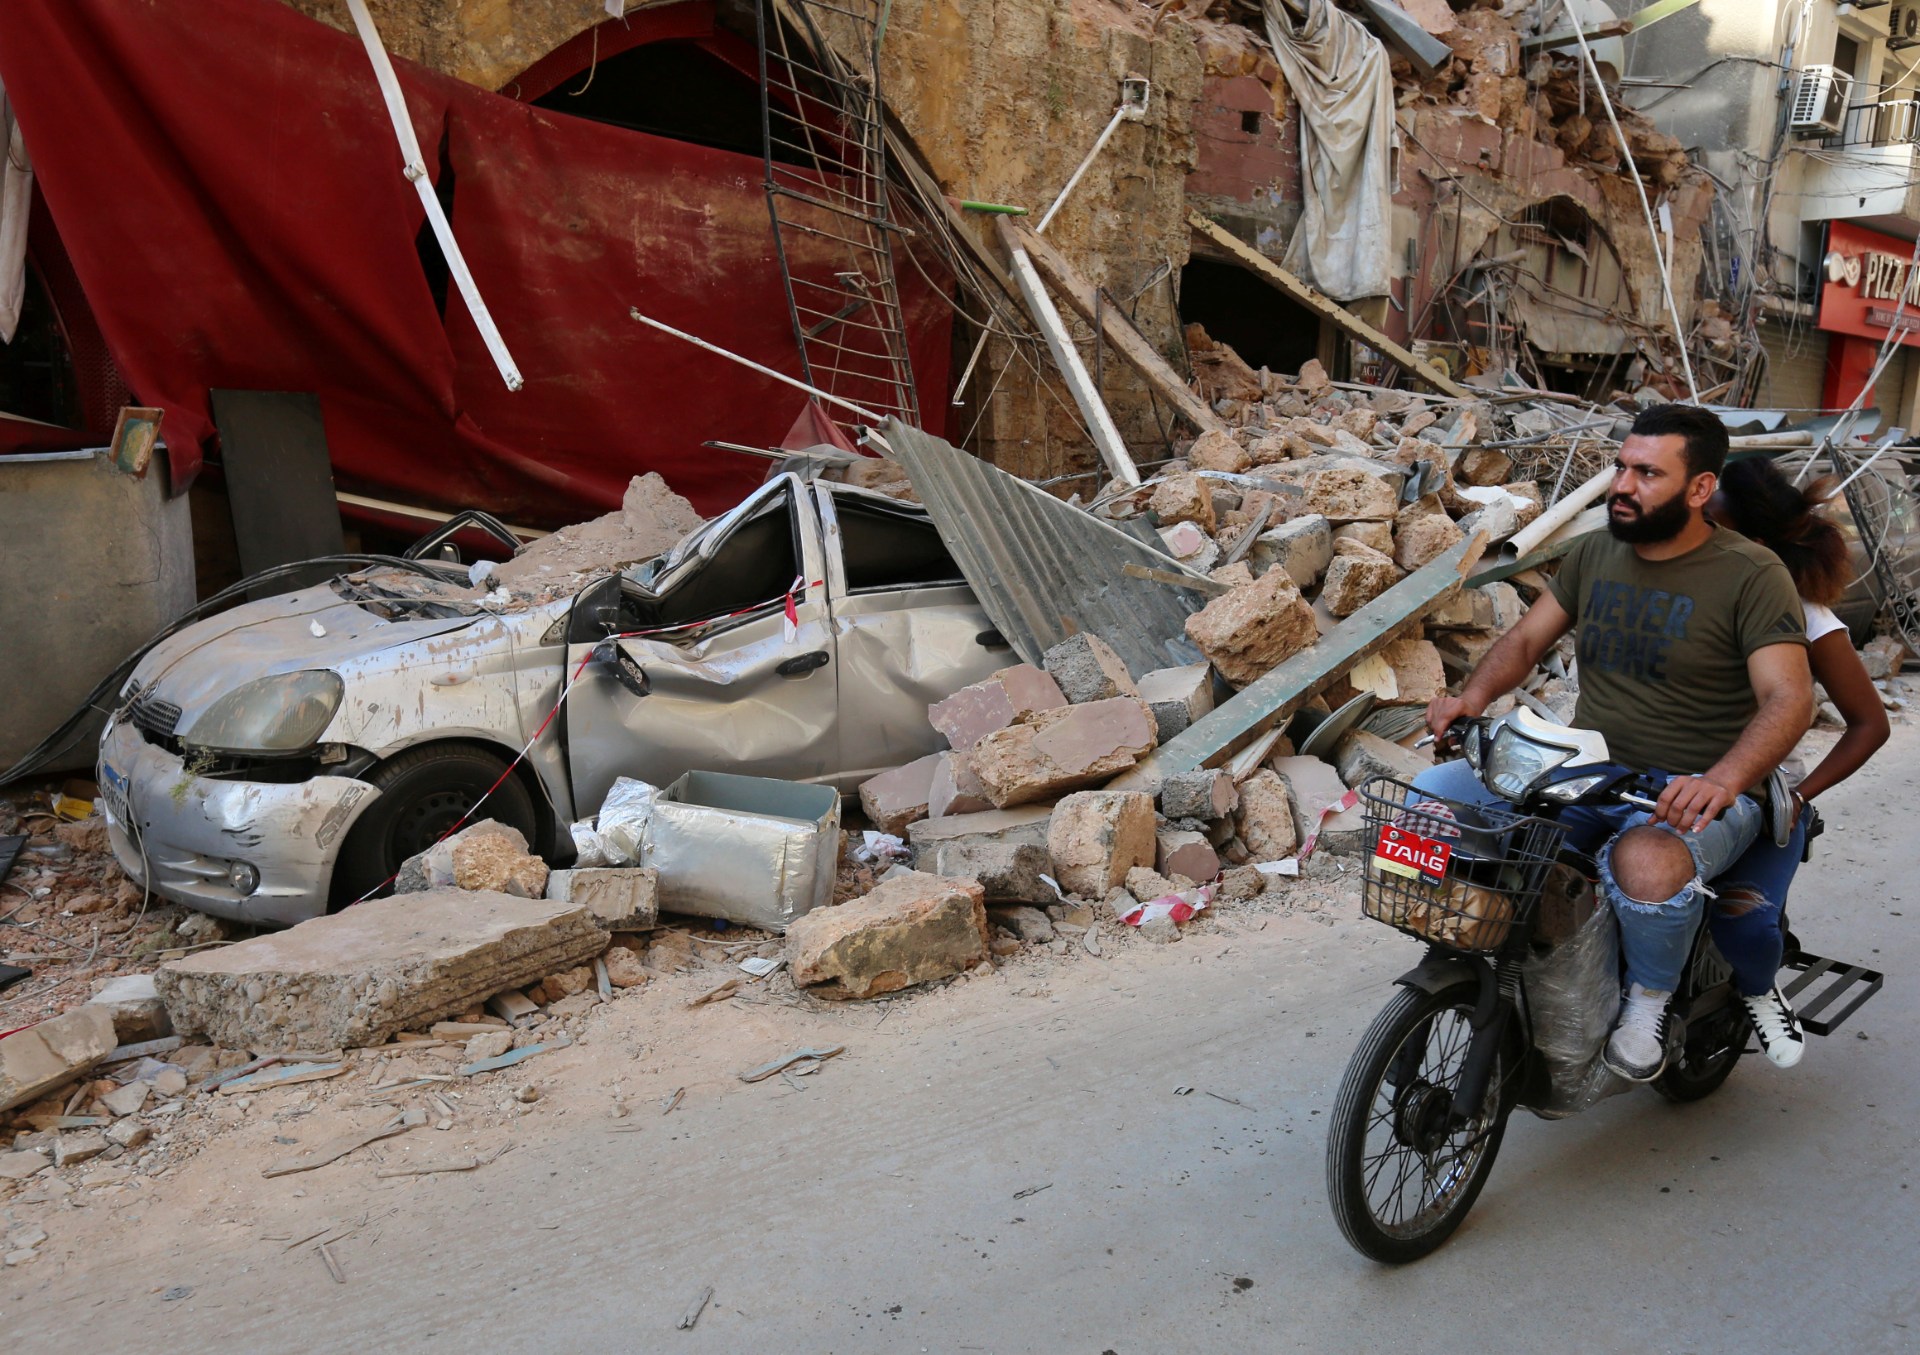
[1295,788,1360,864]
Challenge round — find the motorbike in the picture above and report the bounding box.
[1324,707,1884,1264]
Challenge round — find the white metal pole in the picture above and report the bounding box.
[1003,243,1141,486]
[1568,23,1698,403]
[343,0,524,393]
[628,308,884,423]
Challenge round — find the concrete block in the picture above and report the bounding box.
[857,752,944,835]
[1393,505,1465,572]
[394,819,548,898]
[0,1007,119,1113]
[1158,768,1239,821]
[544,867,660,931]
[928,664,1068,752]
[786,872,990,1000]
[1157,829,1221,883]
[987,905,1055,943]
[1135,663,1215,743]
[1147,471,1216,533]
[927,751,993,819]
[1334,730,1432,788]
[1184,571,1320,688]
[1455,445,1513,486]
[1268,755,1366,855]
[921,839,1054,904]
[1247,513,1332,587]
[1233,769,1300,862]
[1334,520,1394,553]
[967,698,1157,808]
[85,973,172,1043]
[1042,633,1140,704]
[909,806,1055,904]
[1047,790,1157,898]
[1305,467,1397,521]
[1319,553,1402,617]
[154,891,611,1051]
[1187,429,1251,473]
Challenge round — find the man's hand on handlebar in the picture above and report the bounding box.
[1653,773,1736,834]
[1425,695,1484,750]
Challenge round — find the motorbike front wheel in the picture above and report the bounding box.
[1326,981,1512,1263]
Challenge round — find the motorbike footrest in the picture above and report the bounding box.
[1778,950,1884,1037]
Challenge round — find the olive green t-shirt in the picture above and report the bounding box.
[1546,527,1806,775]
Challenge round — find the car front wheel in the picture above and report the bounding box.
[329,741,539,909]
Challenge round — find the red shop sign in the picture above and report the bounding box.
[1816,220,1920,348]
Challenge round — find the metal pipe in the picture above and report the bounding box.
[628,308,884,423]
[343,0,523,392]
[1003,242,1140,486]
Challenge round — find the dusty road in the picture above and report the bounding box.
[6,727,1917,1353]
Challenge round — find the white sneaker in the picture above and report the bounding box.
[1604,982,1671,1082]
[1742,987,1806,1068]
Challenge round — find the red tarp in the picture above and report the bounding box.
[0,0,951,520]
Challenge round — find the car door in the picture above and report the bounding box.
[563,478,837,816]
[815,483,1007,784]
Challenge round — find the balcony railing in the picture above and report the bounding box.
[1836,99,1920,148]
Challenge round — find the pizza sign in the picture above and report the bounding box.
[1373,824,1453,882]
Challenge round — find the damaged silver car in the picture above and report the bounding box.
[96,474,1006,924]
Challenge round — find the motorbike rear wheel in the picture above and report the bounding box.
[1326,981,1512,1264]
[1653,1005,1747,1103]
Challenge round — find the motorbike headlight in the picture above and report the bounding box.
[1483,724,1572,801]
[1539,772,1607,804]
[1462,721,1484,771]
[184,671,344,754]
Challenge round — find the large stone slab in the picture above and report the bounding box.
[928,665,1067,752]
[908,805,1054,904]
[857,752,944,836]
[155,892,611,1051]
[967,698,1157,808]
[1135,663,1215,743]
[786,872,990,1000]
[0,1007,118,1113]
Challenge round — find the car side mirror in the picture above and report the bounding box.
[591,639,649,698]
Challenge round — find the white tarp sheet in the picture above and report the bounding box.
[1261,0,1393,302]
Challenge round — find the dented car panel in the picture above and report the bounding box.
[813,484,1004,781]
[99,472,1001,923]
[98,716,383,926]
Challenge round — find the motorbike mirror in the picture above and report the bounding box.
[591,639,650,698]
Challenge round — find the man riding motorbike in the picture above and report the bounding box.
[1422,403,1814,1081]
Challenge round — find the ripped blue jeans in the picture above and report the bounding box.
[1412,761,1764,993]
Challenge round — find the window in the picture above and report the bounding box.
[833,495,965,593]
[645,498,800,630]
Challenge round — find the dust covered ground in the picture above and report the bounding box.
[4,725,1918,1354]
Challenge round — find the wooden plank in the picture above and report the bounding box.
[1186,213,1474,400]
[996,218,1140,486]
[262,1118,411,1178]
[1008,221,1229,437]
[1112,534,1486,785]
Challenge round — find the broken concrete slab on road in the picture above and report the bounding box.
[153,891,611,1051]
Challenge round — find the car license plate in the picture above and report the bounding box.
[1373,823,1451,883]
[99,762,132,826]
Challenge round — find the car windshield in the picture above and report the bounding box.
[330,567,485,620]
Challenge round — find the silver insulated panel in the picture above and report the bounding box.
[880,419,1208,677]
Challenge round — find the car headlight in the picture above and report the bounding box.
[184,671,344,754]
[1483,724,1571,801]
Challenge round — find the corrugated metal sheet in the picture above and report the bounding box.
[880,419,1208,676]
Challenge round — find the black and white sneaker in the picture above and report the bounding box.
[1741,987,1805,1068]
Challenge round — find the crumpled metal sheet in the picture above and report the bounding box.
[878,419,1208,678]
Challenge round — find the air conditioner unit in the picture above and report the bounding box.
[1893,5,1920,51]
[1790,64,1853,137]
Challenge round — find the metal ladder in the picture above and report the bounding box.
[756,0,919,427]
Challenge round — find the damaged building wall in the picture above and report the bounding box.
[284,0,1209,486]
